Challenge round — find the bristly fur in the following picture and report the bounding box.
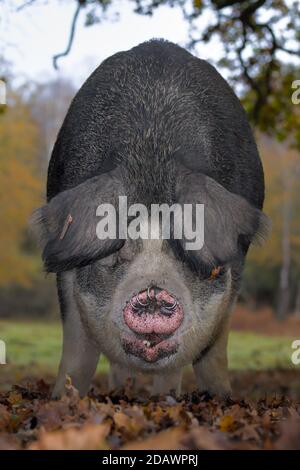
[33,40,270,398]
[46,39,265,209]
[31,39,268,274]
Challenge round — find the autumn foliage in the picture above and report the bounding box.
[0,375,299,450]
[0,93,42,287]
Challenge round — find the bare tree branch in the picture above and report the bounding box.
[16,0,37,12]
[185,0,300,123]
[52,2,82,70]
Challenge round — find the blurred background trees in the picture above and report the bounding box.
[0,0,299,319]
[0,70,74,318]
[0,89,41,287]
[242,137,300,318]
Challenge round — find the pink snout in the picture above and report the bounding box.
[123,287,184,335]
[122,287,184,363]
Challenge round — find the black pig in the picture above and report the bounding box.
[32,40,269,397]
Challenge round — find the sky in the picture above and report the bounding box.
[0,0,222,88]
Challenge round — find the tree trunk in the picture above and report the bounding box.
[276,173,291,320]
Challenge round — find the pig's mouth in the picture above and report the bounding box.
[121,287,183,363]
[122,332,179,363]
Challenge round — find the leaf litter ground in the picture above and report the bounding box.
[0,370,299,450]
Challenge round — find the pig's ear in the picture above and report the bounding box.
[30,172,125,273]
[174,168,270,276]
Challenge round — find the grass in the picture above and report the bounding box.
[0,320,298,377]
[228,331,296,370]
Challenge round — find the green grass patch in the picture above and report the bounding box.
[228,331,296,370]
[0,320,297,374]
[0,320,107,375]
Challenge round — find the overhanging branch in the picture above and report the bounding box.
[52,2,82,70]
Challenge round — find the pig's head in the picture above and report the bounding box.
[32,165,269,373]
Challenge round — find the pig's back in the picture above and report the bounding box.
[47,39,264,209]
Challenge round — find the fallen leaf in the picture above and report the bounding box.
[122,427,185,450]
[29,422,110,450]
[219,414,235,432]
[275,419,300,450]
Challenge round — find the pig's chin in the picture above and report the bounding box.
[121,332,179,363]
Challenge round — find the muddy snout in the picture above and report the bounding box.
[122,287,184,363]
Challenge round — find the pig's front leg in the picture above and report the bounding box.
[52,273,100,398]
[52,317,100,398]
[153,369,182,396]
[108,363,137,391]
[193,322,231,398]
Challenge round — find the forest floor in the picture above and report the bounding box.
[0,306,299,450]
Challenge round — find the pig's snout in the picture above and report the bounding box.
[122,287,184,363]
[123,287,183,335]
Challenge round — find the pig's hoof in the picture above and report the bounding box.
[51,384,66,399]
[51,390,63,400]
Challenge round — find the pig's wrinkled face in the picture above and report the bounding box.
[32,166,267,373]
[74,236,234,373]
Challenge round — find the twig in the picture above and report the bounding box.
[16,0,37,12]
[52,2,81,70]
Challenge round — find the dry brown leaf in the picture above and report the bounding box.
[28,422,110,450]
[0,433,20,450]
[275,419,300,450]
[219,414,235,432]
[122,427,185,450]
[7,391,23,406]
[0,404,11,431]
[181,426,228,450]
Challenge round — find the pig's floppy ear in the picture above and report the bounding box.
[174,168,270,276]
[30,172,125,273]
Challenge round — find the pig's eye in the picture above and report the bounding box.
[117,242,135,263]
[208,266,225,281]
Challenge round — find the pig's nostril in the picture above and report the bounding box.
[161,299,177,311]
[129,298,140,311]
[160,300,178,317]
[129,291,151,311]
[136,293,149,308]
